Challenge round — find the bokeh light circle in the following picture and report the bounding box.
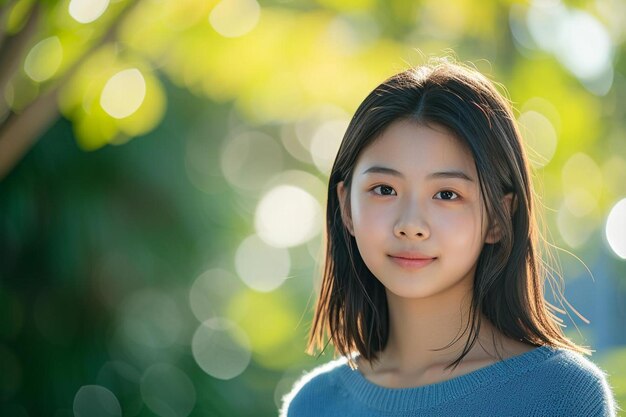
[526,0,566,52]
[220,131,283,191]
[191,318,252,380]
[24,36,63,82]
[140,363,196,417]
[603,156,626,200]
[555,10,612,81]
[295,106,350,167]
[189,268,242,323]
[209,0,261,38]
[517,110,557,168]
[73,385,122,417]
[100,69,146,119]
[562,153,602,217]
[96,361,142,417]
[281,124,313,164]
[255,185,322,248]
[525,0,613,93]
[235,234,291,292]
[557,202,594,248]
[606,198,626,259]
[520,97,561,133]
[69,0,110,24]
[263,169,327,203]
[184,132,224,195]
[509,3,537,51]
[310,119,348,175]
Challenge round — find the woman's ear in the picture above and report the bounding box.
[336,181,355,236]
[485,192,515,244]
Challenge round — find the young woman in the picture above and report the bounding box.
[280,59,617,416]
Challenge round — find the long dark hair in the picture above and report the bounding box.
[306,58,590,371]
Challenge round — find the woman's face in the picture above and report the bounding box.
[337,119,501,300]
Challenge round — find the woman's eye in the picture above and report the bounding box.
[372,185,396,196]
[435,190,459,200]
[370,187,459,200]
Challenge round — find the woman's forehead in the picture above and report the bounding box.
[354,120,477,179]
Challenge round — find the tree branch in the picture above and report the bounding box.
[0,0,144,181]
[0,88,58,180]
[0,2,40,118]
[0,0,20,49]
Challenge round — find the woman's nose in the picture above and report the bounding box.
[393,200,430,239]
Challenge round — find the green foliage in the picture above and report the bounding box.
[1,0,625,416]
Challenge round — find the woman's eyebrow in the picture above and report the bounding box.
[361,166,475,182]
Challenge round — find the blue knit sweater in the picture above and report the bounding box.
[280,346,618,416]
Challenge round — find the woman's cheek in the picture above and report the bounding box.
[439,211,484,248]
[354,203,386,231]
[350,199,370,232]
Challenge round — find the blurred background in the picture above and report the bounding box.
[0,0,625,415]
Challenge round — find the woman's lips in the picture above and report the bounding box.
[388,255,436,269]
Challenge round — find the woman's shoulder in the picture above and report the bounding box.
[526,346,618,416]
[540,346,611,383]
[279,355,351,417]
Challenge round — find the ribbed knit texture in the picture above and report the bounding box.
[280,346,619,416]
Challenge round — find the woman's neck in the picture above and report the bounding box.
[381,286,476,372]
[367,283,529,379]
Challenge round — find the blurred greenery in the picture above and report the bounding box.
[0,0,625,416]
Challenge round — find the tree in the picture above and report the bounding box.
[0,0,423,181]
[0,0,146,179]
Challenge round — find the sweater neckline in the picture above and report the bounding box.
[337,345,558,411]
